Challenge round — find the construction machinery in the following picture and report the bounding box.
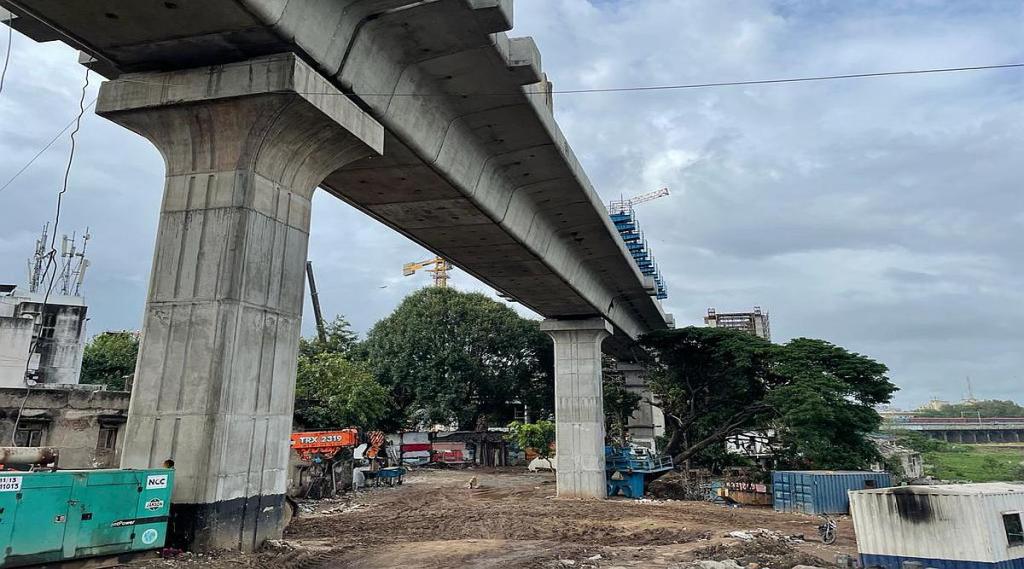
[605,445,674,499]
[403,256,453,288]
[0,447,172,567]
[290,429,361,462]
[289,429,391,498]
[305,261,328,343]
[608,188,671,300]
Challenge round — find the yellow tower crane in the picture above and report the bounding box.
[403,256,453,288]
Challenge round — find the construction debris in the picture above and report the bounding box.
[126,469,845,569]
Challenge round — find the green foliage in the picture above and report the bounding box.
[363,287,552,430]
[299,315,359,358]
[294,352,390,430]
[921,445,1024,482]
[641,327,776,466]
[506,420,556,460]
[641,327,898,471]
[890,430,951,453]
[768,338,897,470]
[917,400,1024,418]
[80,332,139,390]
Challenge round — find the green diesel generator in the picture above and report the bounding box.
[0,468,174,567]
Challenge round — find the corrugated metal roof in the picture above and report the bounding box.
[850,485,1024,563]
[856,482,1024,496]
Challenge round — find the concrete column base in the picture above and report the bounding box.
[616,361,657,451]
[541,317,612,499]
[97,54,383,552]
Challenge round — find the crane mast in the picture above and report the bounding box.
[403,256,452,288]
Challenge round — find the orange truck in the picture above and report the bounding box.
[289,429,360,461]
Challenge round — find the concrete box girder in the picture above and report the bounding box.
[366,197,491,228]
[2,0,683,552]
[6,0,672,340]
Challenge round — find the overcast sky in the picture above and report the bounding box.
[1,1,1021,408]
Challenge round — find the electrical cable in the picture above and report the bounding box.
[543,62,1024,95]
[0,98,96,195]
[2,61,1021,196]
[0,11,11,96]
[10,67,90,446]
[114,61,1024,96]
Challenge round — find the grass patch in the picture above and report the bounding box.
[923,444,1024,482]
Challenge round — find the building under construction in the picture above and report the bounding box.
[704,307,771,341]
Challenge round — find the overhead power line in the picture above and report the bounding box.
[116,61,1024,96]
[0,98,96,194]
[544,62,1024,94]
[1,61,1021,195]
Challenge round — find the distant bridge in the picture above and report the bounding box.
[883,417,1024,444]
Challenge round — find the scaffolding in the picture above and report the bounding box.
[608,205,668,300]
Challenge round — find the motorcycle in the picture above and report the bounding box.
[818,514,838,544]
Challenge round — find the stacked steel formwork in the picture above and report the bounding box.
[608,204,668,300]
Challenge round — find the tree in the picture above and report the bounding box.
[363,287,552,430]
[299,315,358,358]
[917,400,1024,418]
[507,420,556,469]
[294,352,390,430]
[641,327,776,466]
[641,327,898,471]
[80,332,139,390]
[890,429,949,453]
[768,338,897,470]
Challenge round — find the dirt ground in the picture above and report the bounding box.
[130,468,857,569]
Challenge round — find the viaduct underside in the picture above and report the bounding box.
[2,0,673,550]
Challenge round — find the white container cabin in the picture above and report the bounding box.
[850,483,1024,569]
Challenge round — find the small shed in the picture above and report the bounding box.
[772,470,893,514]
[850,483,1024,569]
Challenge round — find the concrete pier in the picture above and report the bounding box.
[616,362,663,452]
[541,318,612,499]
[96,54,383,551]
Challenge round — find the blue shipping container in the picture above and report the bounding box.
[772,471,892,514]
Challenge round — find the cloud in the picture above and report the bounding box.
[1,1,1021,407]
[514,0,1024,406]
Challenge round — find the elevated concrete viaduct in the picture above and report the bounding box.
[884,421,1024,444]
[3,0,673,549]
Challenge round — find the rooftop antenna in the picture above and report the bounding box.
[68,228,90,296]
[27,223,49,293]
[35,227,91,296]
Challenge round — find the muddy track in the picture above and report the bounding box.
[130,469,854,569]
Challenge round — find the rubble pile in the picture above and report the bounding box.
[691,530,836,569]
